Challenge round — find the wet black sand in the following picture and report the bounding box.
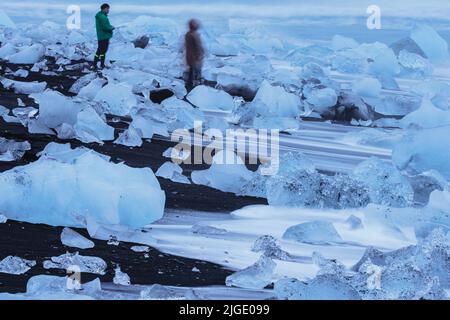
[0,59,266,294]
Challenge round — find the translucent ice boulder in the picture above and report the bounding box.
[43,252,107,275]
[282,221,342,245]
[225,256,276,290]
[393,126,450,179]
[191,150,254,193]
[114,126,143,147]
[275,274,361,300]
[113,266,131,286]
[94,83,137,116]
[1,79,46,94]
[31,90,80,129]
[0,144,165,228]
[0,137,31,162]
[61,227,95,250]
[252,80,302,118]
[353,157,414,207]
[186,85,234,111]
[0,256,36,275]
[7,44,45,64]
[156,161,190,184]
[74,107,115,144]
[400,99,450,129]
[251,235,290,260]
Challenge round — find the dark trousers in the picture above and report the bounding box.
[93,39,110,68]
[187,65,202,90]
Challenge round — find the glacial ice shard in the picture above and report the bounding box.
[225,256,276,290]
[61,227,95,250]
[0,256,36,275]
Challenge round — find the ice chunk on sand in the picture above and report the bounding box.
[0,215,7,223]
[131,245,150,253]
[225,256,276,290]
[275,275,361,300]
[31,90,80,129]
[114,126,143,147]
[8,44,45,64]
[0,43,17,59]
[78,78,107,100]
[400,99,450,129]
[113,266,131,286]
[24,275,98,300]
[410,24,449,62]
[353,78,381,98]
[304,87,338,113]
[163,147,191,162]
[94,83,137,116]
[393,126,450,179]
[74,108,115,144]
[253,80,301,118]
[398,50,433,78]
[0,256,36,275]
[156,162,190,184]
[353,157,414,207]
[44,252,107,275]
[1,79,46,94]
[187,85,234,111]
[0,137,31,162]
[0,145,165,228]
[191,150,254,193]
[61,227,95,250]
[282,221,342,245]
[251,235,290,260]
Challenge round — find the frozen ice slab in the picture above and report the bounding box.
[393,126,450,179]
[0,137,31,162]
[353,157,414,207]
[7,44,45,64]
[304,87,338,113]
[187,85,234,111]
[400,99,450,129]
[61,227,95,250]
[0,215,7,223]
[78,78,107,100]
[253,80,301,118]
[131,245,150,253]
[398,50,433,78]
[0,144,165,228]
[225,256,276,290]
[0,43,17,59]
[44,252,107,275]
[282,221,342,245]
[74,108,115,144]
[410,24,449,62]
[113,266,131,286]
[191,150,254,193]
[140,284,185,300]
[31,90,80,129]
[275,275,361,300]
[191,224,228,236]
[94,83,137,116]
[156,162,191,184]
[24,275,101,300]
[114,126,143,147]
[1,79,46,94]
[0,256,36,275]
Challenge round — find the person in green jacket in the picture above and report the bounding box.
[93,3,114,70]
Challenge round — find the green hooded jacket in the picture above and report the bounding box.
[95,11,114,41]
